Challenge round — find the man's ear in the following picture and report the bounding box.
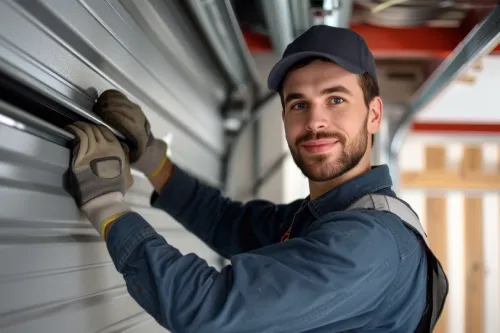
[282,110,285,121]
[367,96,383,135]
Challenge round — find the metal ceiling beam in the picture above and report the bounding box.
[388,4,500,190]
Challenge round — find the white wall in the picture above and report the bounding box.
[225,123,254,201]
[416,56,500,123]
[257,95,287,202]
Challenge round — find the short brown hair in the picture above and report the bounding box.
[278,58,379,147]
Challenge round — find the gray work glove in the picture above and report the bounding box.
[66,121,133,239]
[93,89,168,178]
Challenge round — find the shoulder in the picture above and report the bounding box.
[306,209,401,269]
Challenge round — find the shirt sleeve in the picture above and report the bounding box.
[150,165,302,257]
[106,209,400,333]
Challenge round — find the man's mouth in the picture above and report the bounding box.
[301,139,338,154]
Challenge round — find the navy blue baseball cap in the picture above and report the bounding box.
[267,25,377,92]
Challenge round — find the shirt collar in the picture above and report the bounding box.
[304,164,393,219]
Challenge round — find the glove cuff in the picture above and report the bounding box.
[132,138,168,177]
[81,191,130,239]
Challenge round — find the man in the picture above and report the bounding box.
[66,25,444,332]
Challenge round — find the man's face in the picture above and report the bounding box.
[281,60,380,182]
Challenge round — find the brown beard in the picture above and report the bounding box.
[289,113,369,182]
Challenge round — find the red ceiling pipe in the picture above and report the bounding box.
[350,24,465,58]
[242,18,500,57]
[242,29,273,52]
[412,122,500,133]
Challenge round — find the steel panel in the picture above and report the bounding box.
[0,0,228,185]
[0,120,221,333]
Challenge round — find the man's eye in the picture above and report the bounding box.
[291,102,306,109]
[330,97,344,104]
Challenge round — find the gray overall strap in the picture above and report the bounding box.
[346,193,448,333]
[346,194,429,246]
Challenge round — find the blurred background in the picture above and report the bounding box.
[0,1,499,333]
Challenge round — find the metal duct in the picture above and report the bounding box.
[260,0,295,55]
[355,0,442,27]
[322,0,354,28]
[185,0,260,94]
[289,0,313,38]
[388,4,500,190]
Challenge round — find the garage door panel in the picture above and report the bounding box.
[1,287,148,333]
[0,230,218,333]
[0,109,220,332]
[0,0,225,185]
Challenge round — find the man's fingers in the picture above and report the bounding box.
[90,124,106,144]
[76,122,98,154]
[120,143,135,190]
[68,122,108,158]
[96,100,134,111]
[95,90,135,111]
[98,89,129,100]
[120,143,129,154]
[66,122,89,156]
[100,125,118,143]
[102,116,139,142]
[102,108,137,123]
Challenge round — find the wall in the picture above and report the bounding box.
[416,56,500,123]
[257,95,288,202]
[225,122,255,201]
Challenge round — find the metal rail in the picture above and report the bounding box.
[0,51,126,141]
[0,99,74,147]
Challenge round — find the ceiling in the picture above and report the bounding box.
[231,0,500,103]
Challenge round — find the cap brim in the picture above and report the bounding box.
[267,51,365,92]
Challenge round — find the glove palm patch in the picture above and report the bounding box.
[91,157,122,179]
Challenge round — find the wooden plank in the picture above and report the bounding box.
[426,196,448,333]
[463,146,484,333]
[425,146,446,170]
[424,146,448,333]
[401,170,500,189]
[462,146,482,174]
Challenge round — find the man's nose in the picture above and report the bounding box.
[305,105,328,131]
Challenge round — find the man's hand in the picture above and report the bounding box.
[93,90,168,178]
[66,121,133,239]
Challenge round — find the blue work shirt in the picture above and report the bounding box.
[105,164,427,333]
